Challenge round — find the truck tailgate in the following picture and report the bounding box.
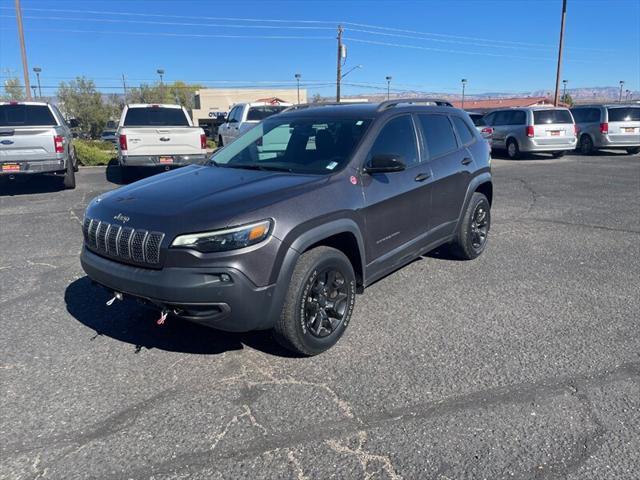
[121,127,203,156]
[0,127,57,162]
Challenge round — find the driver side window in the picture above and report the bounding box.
[368,115,419,167]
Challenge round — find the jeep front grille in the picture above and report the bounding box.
[82,217,164,265]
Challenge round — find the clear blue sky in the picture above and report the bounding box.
[1,0,638,97]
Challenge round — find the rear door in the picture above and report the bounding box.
[122,107,201,156]
[487,111,511,149]
[0,104,59,164]
[606,106,640,144]
[532,109,575,144]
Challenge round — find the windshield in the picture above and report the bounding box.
[533,109,573,124]
[210,116,372,174]
[123,107,189,127]
[247,106,287,121]
[607,107,640,122]
[0,104,57,126]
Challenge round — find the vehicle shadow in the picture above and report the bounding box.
[0,175,65,196]
[105,160,185,186]
[491,151,561,161]
[64,277,298,357]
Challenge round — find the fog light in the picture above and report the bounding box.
[220,273,231,283]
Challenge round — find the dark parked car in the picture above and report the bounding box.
[81,99,493,355]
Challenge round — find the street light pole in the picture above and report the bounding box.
[461,78,467,109]
[385,76,392,100]
[33,67,42,99]
[562,79,568,104]
[619,80,625,102]
[295,73,301,104]
[553,0,567,107]
[157,68,165,100]
[14,0,32,100]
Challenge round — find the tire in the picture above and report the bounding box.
[626,147,640,155]
[120,166,133,184]
[450,192,491,260]
[579,135,594,155]
[218,136,223,147]
[70,147,79,172]
[552,151,565,158]
[506,138,520,159]
[274,246,356,356]
[63,156,76,189]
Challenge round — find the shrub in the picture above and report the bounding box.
[73,139,116,166]
[206,139,217,150]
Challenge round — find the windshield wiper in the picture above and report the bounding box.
[222,164,292,172]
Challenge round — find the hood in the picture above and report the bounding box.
[86,165,327,235]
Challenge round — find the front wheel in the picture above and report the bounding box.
[218,135,223,148]
[579,135,594,155]
[626,147,639,155]
[274,246,356,356]
[450,192,491,260]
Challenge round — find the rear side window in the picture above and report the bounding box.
[533,109,573,124]
[507,111,526,125]
[451,116,475,145]
[247,106,286,121]
[469,114,486,126]
[0,104,57,126]
[123,107,189,126]
[607,107,640,122]
[491,111,511,126]
[368,115,419,167]
[418,114,459,158]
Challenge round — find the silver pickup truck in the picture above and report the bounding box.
[0,101,78,189]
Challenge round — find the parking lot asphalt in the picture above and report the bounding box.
[1,151,639,479]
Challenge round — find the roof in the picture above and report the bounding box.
[126,103,182,109]
[0,101,50,106]
[279,98,458,119]
[452,96,568,111]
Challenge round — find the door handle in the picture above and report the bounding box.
[461,157,473,165]
[414,172,431,182]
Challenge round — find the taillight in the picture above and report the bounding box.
[481,127,493,135]
[526,126,534,138]
[53,135,64,153]
[574,124,579,135]
[599,122,608,134]
[119,134,128,151]
[200,133,207,150]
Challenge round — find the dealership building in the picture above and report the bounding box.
[191,88,307,134]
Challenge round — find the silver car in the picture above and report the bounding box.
[483,107,577,159]
[466,112,493,139]
[570,104,639,155]
[0,101,78,188]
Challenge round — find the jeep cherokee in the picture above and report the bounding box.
[80,99,493,355]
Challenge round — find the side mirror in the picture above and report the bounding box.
[364,154,406,174]
[228,118,238,124]
[68,118,79,128]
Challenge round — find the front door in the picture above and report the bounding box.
[361,114,433,262]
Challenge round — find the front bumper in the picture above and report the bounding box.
[0,157,66,175]
[119,154,208,167]
[80,247,277,332]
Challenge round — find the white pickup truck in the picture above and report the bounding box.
[217,102,291,147]
[116,104,207,174]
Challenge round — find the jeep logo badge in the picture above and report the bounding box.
[113,213,130,224]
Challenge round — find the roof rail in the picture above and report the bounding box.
[280,101,361,113]
[377,97,453,111]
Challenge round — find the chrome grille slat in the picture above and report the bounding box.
[83,217,164,266]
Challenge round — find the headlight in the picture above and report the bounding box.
[171,220,272,253]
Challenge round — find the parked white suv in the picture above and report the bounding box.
[217,102,291,146]
[116,104,207,176]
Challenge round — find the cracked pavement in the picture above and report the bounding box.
[1,152,639,479]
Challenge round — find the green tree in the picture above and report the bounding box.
[127,81,201,109]
[57,77,116,138]
[561,93,574,106]
[1,75,25,101]
[311,93,323,103]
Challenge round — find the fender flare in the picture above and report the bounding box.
[453,173,493,235]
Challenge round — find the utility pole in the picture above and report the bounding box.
[618,80,625,102]
[553,0,567,107]
[15,0,32,100]
[295,73,301,104]
[386,76,392,100]
[336,25,343,102]
[461,78,468,109]
[33,67,42,99]
[121,73,128,99]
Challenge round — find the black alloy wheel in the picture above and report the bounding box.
[470,202,489,251]
[304,268,349,338]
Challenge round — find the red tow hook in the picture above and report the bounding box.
[156,309,168,326]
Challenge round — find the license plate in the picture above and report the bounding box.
[550,130,561,136]
[2,163,20,172]
[624,127,635,133]
[159,156,174,164]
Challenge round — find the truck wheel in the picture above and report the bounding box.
[63,157,76,189]
[579,135,594,155]
[450,192,491,260]
[626,147,639,155]
[507,139,520,159]
[274,246,356,356]
[120,166,132,183]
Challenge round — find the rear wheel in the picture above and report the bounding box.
[626,147,639,155]
[506,138,520,159]
[552,151,565,158]
[579,135,594,155]
[63,155,76,189]
[450,192,491,260]
[218,135,223,147]
[274,246,356,356]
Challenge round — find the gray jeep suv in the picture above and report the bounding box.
[570,104,640,155]
[80,99,493,355]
